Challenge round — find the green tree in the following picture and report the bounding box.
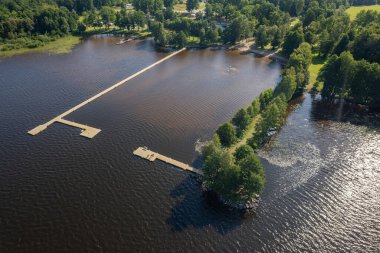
[350,60,380,107]
[187,0,199,11]
[232,108,251,131]
[319,52,355,99]
[203,149,241,201]
[274,67,297,101]
[234,145,255,161]
[248,98,261,117]
[100,6,116,27]
[282,27,304,56]
[351,24,380,64]
[216,123,237,147]
[255,25,270,48]
[152,22,168,46]
[288,42,312,92]
[259,89,273,111]
[238,153,265,198]
[262,102,282,129]
[172,31,187,48]
[223,15,252,44]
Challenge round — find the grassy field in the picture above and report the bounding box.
[228,116,261,154]
[307,54,326,91]
[0,36,81,58]
[174,3,187,12]
[174,1,206,12]
[345,5,380,20]
[290,18,300,27]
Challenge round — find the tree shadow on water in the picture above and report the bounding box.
[166,175,251,235]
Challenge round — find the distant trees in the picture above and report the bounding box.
[223,15,252,44]
[100,6,116,27]
[116,10,147,30]
[151,22,168,46]
[133,0,164,15]
[172,31,187,48]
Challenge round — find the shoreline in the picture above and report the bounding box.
[0,28,151,58]
[0,36,82,58]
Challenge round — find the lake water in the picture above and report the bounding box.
[0,36,379,252]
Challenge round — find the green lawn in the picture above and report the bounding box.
[345,5,380,20]
[174,1,206,12]
[307,54,326,91]
[228,116,261,155]
[174,3,187,12]
[0,35,81,58]
[290,18,300,27]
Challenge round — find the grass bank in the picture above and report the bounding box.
[0,26,151,58]
[228,116,262,155]
[307,54,326,91]
[0,35,81,58]
[345,5,380,20]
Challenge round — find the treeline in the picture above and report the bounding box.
[0,0,80,39]
[0,0,129,51]
[201,42,312,203]
[145,0,376,51]
[319,52,380,108]
[312,10,380,108]
[0,0,79,50]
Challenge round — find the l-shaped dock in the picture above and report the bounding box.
[28,48,186,139]
[133,147,203,175]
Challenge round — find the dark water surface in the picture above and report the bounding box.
[0,36,379,252]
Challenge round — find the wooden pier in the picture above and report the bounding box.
[133,147,203,175]
[28,48,186,139]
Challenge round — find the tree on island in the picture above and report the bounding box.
[248,98,261,117]
[232,108,251,132]
[216,123,237,147]
[203,144,265,203]
[259,88,273,111]
[234,144,254,161]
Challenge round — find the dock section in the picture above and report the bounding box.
[133,147,203,175]
[56,119,101,138]
[28,48,186,139]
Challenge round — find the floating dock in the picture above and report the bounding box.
[133,147,203,175]
[27,48,186,139]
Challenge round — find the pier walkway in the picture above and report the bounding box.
[28,48,186,139]
[133,147,203,175]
